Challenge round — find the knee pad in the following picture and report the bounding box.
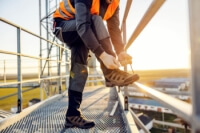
[69,63,88,92]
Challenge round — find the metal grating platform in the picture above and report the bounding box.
[0,86,127,133]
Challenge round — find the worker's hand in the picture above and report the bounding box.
[118,51,132,66]
[99,52,120,69]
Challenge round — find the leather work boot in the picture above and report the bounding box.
[105,69,139,87]
[66,90,95,129]
[65,115,95,129]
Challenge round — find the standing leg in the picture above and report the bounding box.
[66,38,89,116]
[65,39,95,129]
[53,19,95,129]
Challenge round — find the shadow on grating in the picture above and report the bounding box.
[1,87,127,133]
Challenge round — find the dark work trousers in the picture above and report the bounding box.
[53,15,116,116]
[54,15,115,92]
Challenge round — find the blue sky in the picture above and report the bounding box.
[0,0,190,71]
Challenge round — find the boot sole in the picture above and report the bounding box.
[77,124,95,129]
[65,122,95,129]
[107,74,139,87]
[65,123,75,128]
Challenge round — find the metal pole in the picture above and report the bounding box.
[3,60,6,83]
[58,47,62,94]
[188,0,200,132]
[65,49,69,90]
[125,0,165,50]
[120,0,132,31]
[162,112,164,128]
[46,0,50,77]
[17,27,22,113]
[122,21,129,111]
[39,0,42,76]
[46,0,51,94]
[39,0,42,74]
[39,0,43,101]
[39,58,43,101]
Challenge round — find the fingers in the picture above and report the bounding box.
[119,59,132,66]
[113,58,120,67]
[118,52,133,66]
[108,64,118,69]
[107,58,119,69]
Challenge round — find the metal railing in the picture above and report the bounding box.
[0,17,105,113]
[1,0,199,132]
[120,0,200,132]
[119,0,166,132]
[0,17,69,113]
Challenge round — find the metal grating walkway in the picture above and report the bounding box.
[1,86,127,133]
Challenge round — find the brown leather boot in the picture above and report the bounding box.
[105,69,139,87]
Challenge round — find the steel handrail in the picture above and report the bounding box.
[134,82,192,123]
[0,75,69,87]
[121,0,200,131]
[0,17,69,113]
[125,0,165,50]
[0,49,69,64]
[120,0,166,132]
[120,0,132,31]
[0,17,67,51]
[0,74,104,87]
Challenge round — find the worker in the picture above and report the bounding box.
[53,0,139,129]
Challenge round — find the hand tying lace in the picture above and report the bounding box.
[118,51,132,66]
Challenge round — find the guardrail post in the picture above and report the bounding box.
[4,60,6,83]
[39,0,44,101]
[188,0,200,132]
[65,49,69,90]
[122,20,129,111]
[58,47,62,94]
[45,0,50,77]
[17,27,22,113]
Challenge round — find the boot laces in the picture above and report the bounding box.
[114,69,130,77]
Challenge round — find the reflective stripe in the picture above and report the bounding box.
[53,0,119,21]
[58,8,71,19]
[63,0,75,15]
[67,0,75,13]
[60,1,74,18]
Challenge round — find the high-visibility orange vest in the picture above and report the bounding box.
[53,0,119,20]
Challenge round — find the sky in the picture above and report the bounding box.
[120,0,190,70]
[0,0,190,71]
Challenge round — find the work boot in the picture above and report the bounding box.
[105,69,139,87]
[65,115,95,129]
[66,90,95,129]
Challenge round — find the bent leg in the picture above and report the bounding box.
[91,15,116,76]
[91,15,116,57]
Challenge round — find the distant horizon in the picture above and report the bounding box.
[0,68,190,79]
